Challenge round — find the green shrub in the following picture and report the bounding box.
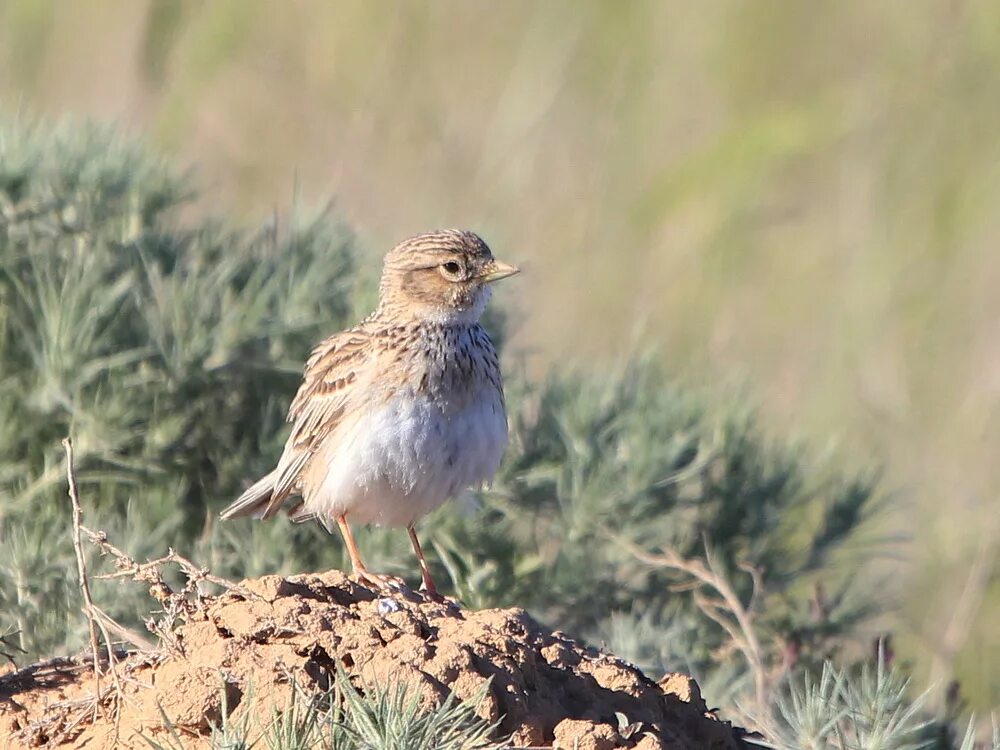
[0,118,359,655]
[0,119,897,730]
[143,670,501,750]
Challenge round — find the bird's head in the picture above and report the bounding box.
[377,230,518,323]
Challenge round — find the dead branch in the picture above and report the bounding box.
[606,529,770,710]
[63,438,104,706]
[94,607,155,652]
[0,627,27,668]
[63,437,130,737]
[12,437,261,746]
[59,439,257,661]
[82,526,255,602]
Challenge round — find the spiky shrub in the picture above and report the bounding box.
[757,654,1000,750]
[0,119,360,656]
[0,119,898,726]
[427,365,885,712]
[142,670,501,750]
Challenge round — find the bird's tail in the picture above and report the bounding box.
[220,470,279,520]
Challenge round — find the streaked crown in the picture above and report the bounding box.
[377,230,518,323]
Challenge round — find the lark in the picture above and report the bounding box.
[221,230,518,596]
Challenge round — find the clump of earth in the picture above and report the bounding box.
[0,570,747,749]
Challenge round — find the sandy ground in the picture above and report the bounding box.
[0,570,746,749]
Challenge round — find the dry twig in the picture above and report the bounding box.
[61,442,256,656]
[63,438,105,710]
[78,524,258,653]
[87,533,251,598]
[0,626,26,668]
[606,530,773,711]
[62,437,129,736]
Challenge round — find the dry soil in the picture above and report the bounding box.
[0,570,747,749]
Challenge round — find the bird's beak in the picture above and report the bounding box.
[480,259,520,283]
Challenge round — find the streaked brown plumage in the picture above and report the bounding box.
[221,229,518,595]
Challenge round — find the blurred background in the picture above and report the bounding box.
[1,0,998,714]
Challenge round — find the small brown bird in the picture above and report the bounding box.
[221,230,518,595]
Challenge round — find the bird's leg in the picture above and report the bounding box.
[407,524,440,598]
[335,514,402,590]
[335,514,369,576]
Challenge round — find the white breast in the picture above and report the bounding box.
[307,386,507,527]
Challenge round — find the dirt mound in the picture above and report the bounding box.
[0,571,745,749]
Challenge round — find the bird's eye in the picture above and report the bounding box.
[442,261,462,276]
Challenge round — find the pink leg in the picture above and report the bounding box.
[336,515,402,589]
[407,524,439,597]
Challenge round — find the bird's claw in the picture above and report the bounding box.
[353,569,406,591]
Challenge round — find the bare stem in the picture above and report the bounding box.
[62,437,138,738]
[608,529,770,710]
[63,438,102,695]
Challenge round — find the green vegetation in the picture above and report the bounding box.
[143,671,502,750]
[0,122,993,747]
[759,656,999,750]
[2,0,999,712]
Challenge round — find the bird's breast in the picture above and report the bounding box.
[309,385,506,527]
[306,323,508,527]
[365,384,508,490]
[304,322,508,526]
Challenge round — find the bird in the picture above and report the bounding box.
[220,229,518,597]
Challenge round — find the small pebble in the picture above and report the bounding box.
[377,597,402,616]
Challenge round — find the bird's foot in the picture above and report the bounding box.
[419,581,446,603]
[352,567,406,592]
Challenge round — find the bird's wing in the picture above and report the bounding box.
[261,326,372,519]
